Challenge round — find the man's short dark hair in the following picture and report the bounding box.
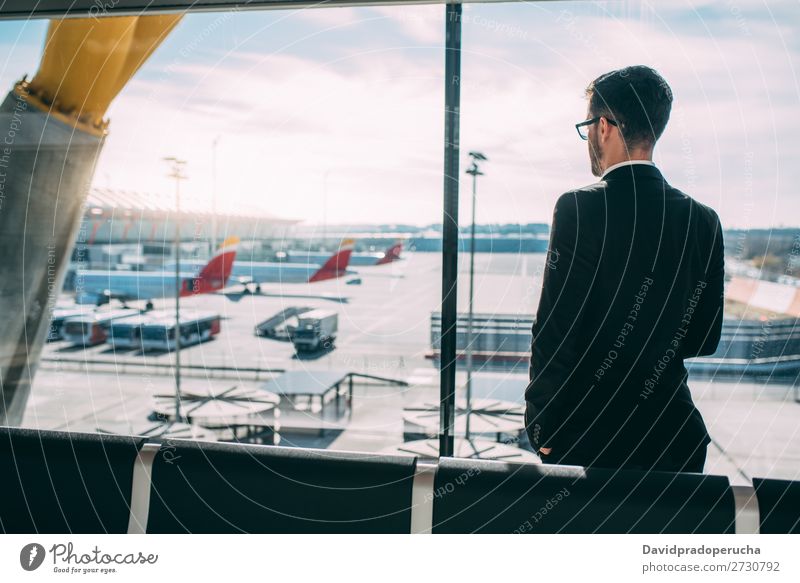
[585,65,673,148]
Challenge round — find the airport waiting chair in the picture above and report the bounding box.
[0,428,140,533]
[752,477,800,534]
[431,458,737,533]
[1,427,798,534]
[143,439,417,533]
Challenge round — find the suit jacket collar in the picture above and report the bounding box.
[602,162,664,183]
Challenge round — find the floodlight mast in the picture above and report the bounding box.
[164,156,188,422]
[464,151,487,439]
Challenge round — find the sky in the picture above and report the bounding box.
[0,0,798,228]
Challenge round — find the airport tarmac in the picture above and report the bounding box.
[26,252,800,484]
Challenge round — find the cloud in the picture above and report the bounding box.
[21,1,793,227]
[368,5,443,45]
[293,5,363,27]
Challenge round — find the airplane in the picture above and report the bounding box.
[74,236,239,308]
[279,240,403,267]
[172,238,357,294]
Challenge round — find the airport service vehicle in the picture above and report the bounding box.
[47,305,94,341]
[106,310,171,349]
[173,239,356,291]
[139,311,222,351]
[254,307,312,340]
[291,309,338,352]
[283,240,403,267]
[61,308,141,347]
[74,236,239,306]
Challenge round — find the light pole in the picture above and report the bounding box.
[464,151,487,439]
[164,156,187,422]
[211,136,220,252]
[322,168,331,251]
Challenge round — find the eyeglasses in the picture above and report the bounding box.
[575,116,619,140]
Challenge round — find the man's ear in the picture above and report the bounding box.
[598,116,611,142]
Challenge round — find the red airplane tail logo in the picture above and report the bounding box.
[309,238,355,282]
[376,240,403,265]
[182,236,239,296]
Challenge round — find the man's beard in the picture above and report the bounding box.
[589,133,603,177]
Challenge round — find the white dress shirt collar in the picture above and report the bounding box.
[601,159,656,179]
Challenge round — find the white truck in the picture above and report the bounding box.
[291,309,338,352]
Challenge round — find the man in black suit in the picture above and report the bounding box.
[525,66,724,473]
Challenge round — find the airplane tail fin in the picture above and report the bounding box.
[309,238,355,283]
[183,236,239,295]
[375,240,403,265]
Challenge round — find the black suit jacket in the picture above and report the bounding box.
[525,163,724,470]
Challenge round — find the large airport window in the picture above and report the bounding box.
[1,1,798,487]
[2,7,446,456]
[452,2,800,480]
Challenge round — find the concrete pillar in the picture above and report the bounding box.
[0,86,105,425]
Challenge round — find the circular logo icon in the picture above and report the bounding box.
[20,543,46,571]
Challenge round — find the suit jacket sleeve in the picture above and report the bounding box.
[682,211,725,358]
[526,192,597,450]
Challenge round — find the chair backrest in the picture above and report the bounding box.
[431,458,736,533]
[752,477,800,534]
[144,439,417,533]
[0,428,141,533]
[2,427,798,534]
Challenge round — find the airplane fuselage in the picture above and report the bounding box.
[177,260,355,284]
[287,252,385,267]
[75,270,197,302]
